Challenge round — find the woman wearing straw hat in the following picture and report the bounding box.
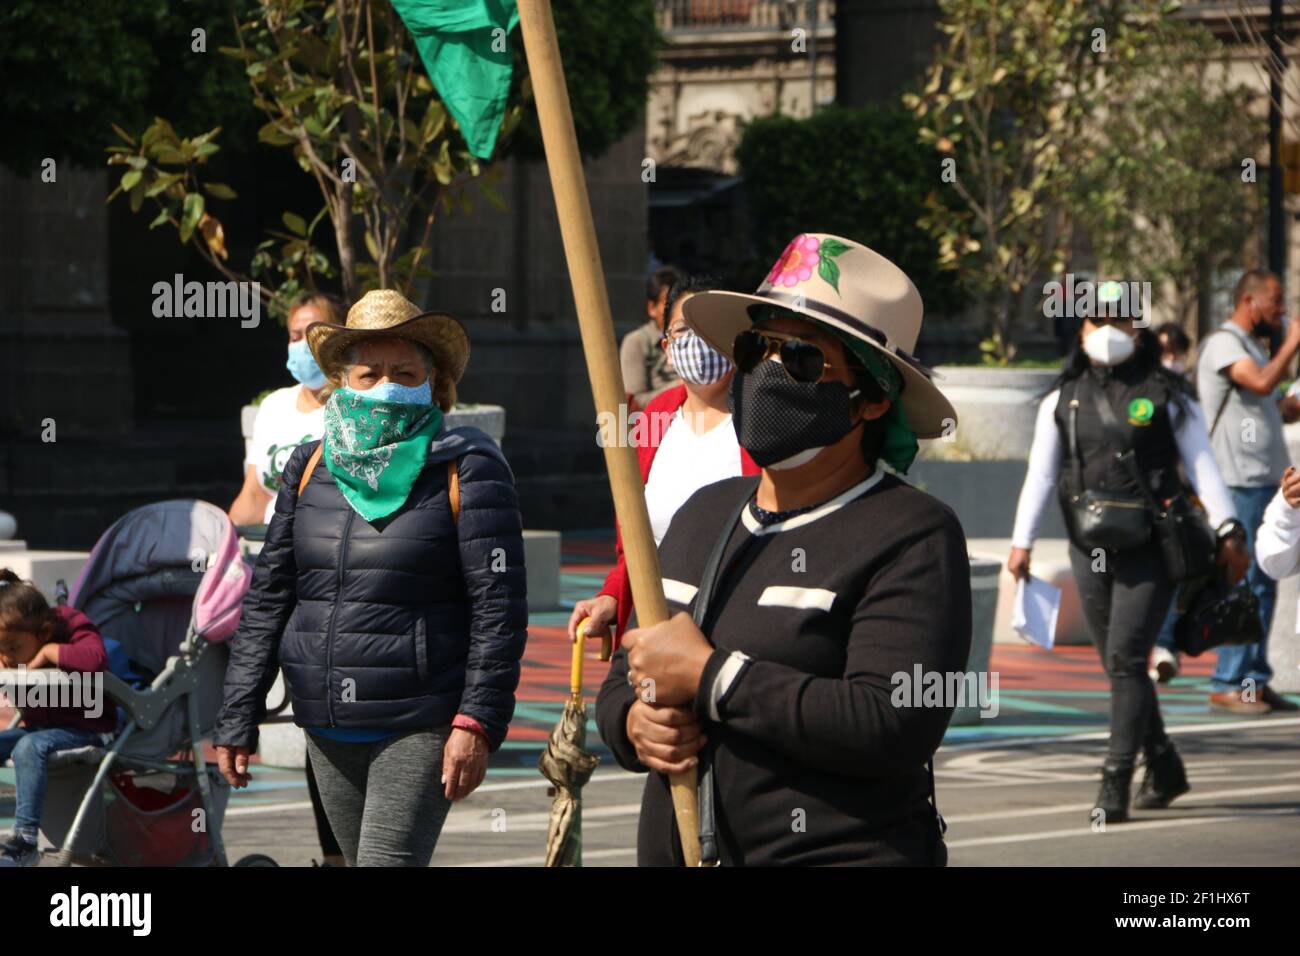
[595,234,972,865]
[214,289,528,867]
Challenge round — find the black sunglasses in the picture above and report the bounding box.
[733,329,855,384]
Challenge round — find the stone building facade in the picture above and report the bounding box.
[646,1,837,176]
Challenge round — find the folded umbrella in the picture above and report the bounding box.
[539,619,609,867]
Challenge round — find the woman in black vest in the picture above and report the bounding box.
[1008,315,1248,823]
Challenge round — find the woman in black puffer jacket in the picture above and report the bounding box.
[214,290,528,867]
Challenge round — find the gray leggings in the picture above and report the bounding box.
[303,728,453,867]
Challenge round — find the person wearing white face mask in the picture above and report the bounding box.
[1009,315,1249,824]
[229,292,345,527]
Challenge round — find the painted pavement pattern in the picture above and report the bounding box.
[5,531,1297,865]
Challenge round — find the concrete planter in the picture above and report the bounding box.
[444,403,506,443]
[951,555,1001,725]
[921,367,1059,462]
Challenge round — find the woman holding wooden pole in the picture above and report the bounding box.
[596,235,972,865]
[515,0,704,864]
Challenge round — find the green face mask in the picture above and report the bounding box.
[322,388,444,521]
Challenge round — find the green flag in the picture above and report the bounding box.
[390,0,519,160]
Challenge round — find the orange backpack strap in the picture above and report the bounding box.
[447,458,460,527]
[297,444,324,499]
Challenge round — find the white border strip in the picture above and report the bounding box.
[740,470,884,535]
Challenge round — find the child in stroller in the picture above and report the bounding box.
[0,500,275,867]
[0,568,114,867]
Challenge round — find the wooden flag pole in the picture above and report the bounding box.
[516,0,701,867]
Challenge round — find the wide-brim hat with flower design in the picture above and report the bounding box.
[682,233,955,438]
[307,289,470,384]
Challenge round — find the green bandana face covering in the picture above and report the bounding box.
[322,386,444,521]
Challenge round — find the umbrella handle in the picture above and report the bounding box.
[571,619,589,698]
[572,617,613,700]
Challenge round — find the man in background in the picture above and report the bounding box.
[620,265,682,410]
[1195,270,1300,715]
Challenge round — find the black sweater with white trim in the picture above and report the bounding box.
[596,470,972,866]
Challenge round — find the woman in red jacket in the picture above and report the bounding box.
[0,568,113,868]
[569,277,760,646]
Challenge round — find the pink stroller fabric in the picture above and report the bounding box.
[192,511,248,641]
[70,500,250,674]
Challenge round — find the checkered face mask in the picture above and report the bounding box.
[668,329,732,385]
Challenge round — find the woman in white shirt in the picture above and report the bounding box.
[229,293,344,526]
[568,276,758,645]
[1009,319,1246,823]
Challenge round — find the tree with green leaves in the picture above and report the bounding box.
[102,0,656,320]
[736,106,965,315]
[1071,19,1259,331]
[0,0,254,172]
[905,0,1173,363]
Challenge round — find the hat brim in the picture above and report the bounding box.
[681,289,956,439]
[307,311,470,384]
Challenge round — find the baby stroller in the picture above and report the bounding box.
[24,499,273,866]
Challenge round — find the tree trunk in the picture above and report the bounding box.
[334,184,357,301]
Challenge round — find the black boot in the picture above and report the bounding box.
[1133,740,1190,809]
[1093,765,1132,825]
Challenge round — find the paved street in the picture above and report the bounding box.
[219,717,1300,867]
[220,534,1300,867]
[7,533,1298,867]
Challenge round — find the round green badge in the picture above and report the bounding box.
[1127,397,1155,425]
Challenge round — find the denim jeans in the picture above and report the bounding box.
[0,726,103,843]
[1154,599,1178,652]
[1212,485,1278,693]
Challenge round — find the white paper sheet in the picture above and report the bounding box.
[1011,575,1061,650]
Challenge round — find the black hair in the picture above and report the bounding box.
[663,274,725,328]
[0,568,57,636]
[1152,322,1190,354]
[844,349,891,470]
[288,291,345,325]
[1046,326,1193,405]
[1234,269,1280,305]
[646,265,684,304]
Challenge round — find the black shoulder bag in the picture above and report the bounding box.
[1173,578,1262,657]
[1064,379,1152,551]
[1089,383,1216,581]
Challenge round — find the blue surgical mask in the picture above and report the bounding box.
[343,380,432,406]
[286,340,327,389]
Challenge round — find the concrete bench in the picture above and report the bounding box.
[0,542,90,598]
[951,555,1001,725]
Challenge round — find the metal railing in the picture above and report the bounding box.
[655,0,835,32]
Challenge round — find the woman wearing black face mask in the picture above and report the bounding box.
[595,235,972,866]
[1009,316,1249,824]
